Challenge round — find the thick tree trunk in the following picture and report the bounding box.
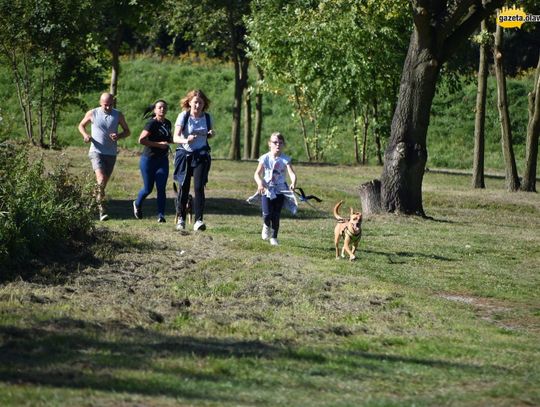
[363,0,504,216]
[380,29,438,216]
[494,23,520,191]
[521,53,540,192]
[359,179,382,217]
[472,20,488,189]
[251,67,264,159]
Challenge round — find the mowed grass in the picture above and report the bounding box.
[0,147,538,406]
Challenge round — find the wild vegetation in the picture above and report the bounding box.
[0,144,95,272]
[0,147,538,406]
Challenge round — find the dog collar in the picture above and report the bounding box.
[343,227,361,243]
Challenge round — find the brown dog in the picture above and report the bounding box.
[334,200,362,261]
[185,194,193,224]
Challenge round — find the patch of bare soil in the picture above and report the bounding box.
[439,293,538,333]
[4,227,227,330]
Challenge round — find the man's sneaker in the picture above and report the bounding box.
[99,212,109,222]
[193,220,206,231]
[133,201,142,219]
[261,224,272,240]
[157,216,166,223]
[176,218,186,230]
[270,238,279,246]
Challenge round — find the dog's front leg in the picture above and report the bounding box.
[351,243,359,260]
[334,229,341,259]
[343,237,356,261]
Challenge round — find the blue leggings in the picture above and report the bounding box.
[135,154,169,217]
[261,194,285,238]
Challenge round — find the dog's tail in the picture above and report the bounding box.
[333,200,346,222]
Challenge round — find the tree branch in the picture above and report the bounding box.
[440,0,477,38]
[411,0,431,31]
[441,0,504,62]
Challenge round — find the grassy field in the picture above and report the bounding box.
[0,146,538,406]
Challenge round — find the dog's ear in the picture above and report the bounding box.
[350,207,354,217]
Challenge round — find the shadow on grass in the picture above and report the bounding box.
[291,246,456,263]
[0,319,503,402]
[104,197,321,220]
[0,228,159,285]
[0,235,104,285]
[387,250,455,262]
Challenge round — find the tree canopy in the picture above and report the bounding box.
[0,0,104,147]
[247,0,410,161]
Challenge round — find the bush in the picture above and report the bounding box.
[0,142,96,269]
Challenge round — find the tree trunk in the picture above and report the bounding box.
[380,29,438,216]
[360,1,504,216]
[21,56,35,145]
[48,82,58,148]
[110,55,119,101]
[251,67,264,159]
[373,98,383,166]
[521,52,540,192]
[228,58,242,160]
[472,20,488,189]
[494,23,520,191]
[294,86,312,161]
[109,26,123,104]
[227,11,248,161]
[352,107,360,164]
[313,118,320,161]
[13,74,33,144]
[38,64,44,147]
[361,111,369,165]
[359,179,382,217]
[243,86,252,160]
[229,60,249,160]
[49,108,58,149]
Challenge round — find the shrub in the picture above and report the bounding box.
[0,142,95,270]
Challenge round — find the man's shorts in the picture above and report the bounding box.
[89,152,117,177]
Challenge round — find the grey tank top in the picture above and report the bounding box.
[89,108,120,156]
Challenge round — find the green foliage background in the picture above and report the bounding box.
[0,57,534,170]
